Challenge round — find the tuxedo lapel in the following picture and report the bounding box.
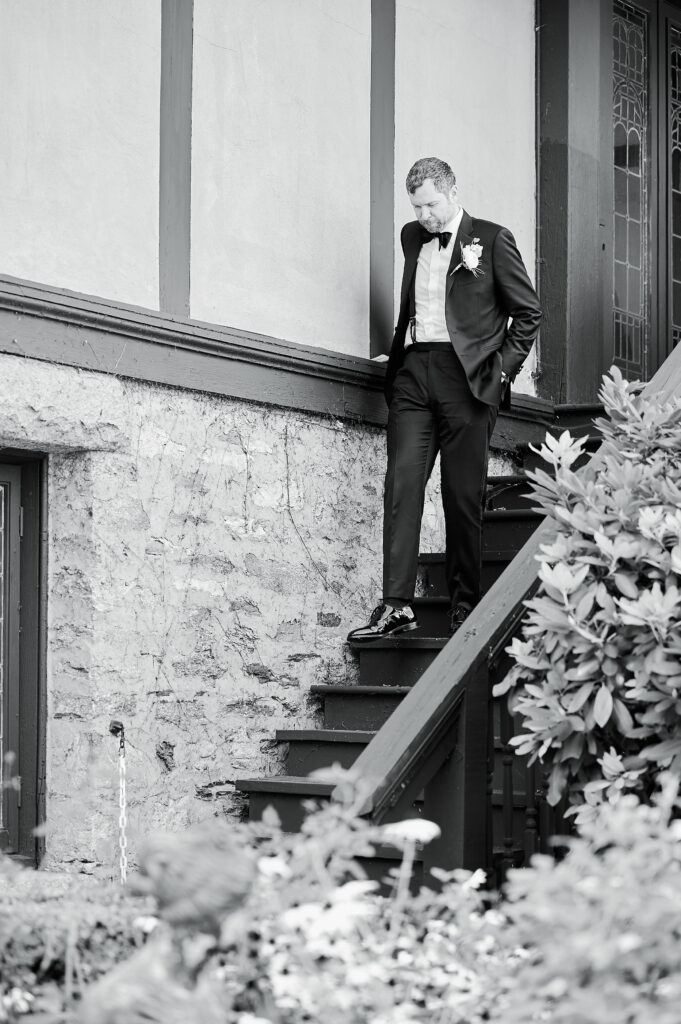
[447,210,475,296]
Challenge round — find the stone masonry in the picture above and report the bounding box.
[0,353,515,876]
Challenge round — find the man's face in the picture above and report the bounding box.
[409,178,460,232]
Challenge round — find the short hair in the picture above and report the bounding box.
[406,157,456,195]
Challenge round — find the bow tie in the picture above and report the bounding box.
[420,228,452,250]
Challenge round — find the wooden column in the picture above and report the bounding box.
[160,0,194,318]
[370,0,396,357]
[537,0,612,403]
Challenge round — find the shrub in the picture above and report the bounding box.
[77,772,507,1024]
[0,869,152,1022]
[5,769,681,1022]
[79,769,681,1024]
[494,367,681,817]
[494,774,681,1024]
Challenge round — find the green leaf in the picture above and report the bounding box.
[640,737,681,763]
[612,698,634,734]
[565,682,594,712]
[575,589,596,620]
[614,572,639,599]
[593,685,614,727]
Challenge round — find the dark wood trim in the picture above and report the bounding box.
[370,0,396,358]
[160,0,194,317]
[599,0,615,382]
[0,453,45,863]
[537,0,570,402]
[537,0,608,404]
[0,464,21,853]
[0,274,554,447]
[37,457,48,866]
[0,274,387,426]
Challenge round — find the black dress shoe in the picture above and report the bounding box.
[347,603,418,643]
[449,603,472,635]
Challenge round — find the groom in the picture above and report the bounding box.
[349,157,541,642]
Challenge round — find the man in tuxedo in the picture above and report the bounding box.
[349,157,541,642]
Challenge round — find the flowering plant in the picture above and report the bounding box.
[451,238,483,277]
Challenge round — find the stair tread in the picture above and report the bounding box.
[485,508,542,520]
[487,473,527,483]
[236,776,334,795]
[276,729,374,743]
[348,636,447,651]
[310,684,411,695]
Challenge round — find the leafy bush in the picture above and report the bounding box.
[76,773,505,1024]
[79,770,681,1024]
[495,774,681,1024]
[0,868,152,1022]
[494,367,681,817]
[5,768,681,1022]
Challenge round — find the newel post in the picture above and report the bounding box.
[421,661,490,878]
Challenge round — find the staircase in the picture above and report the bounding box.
[236,473,549,886]
[235,357,681,884]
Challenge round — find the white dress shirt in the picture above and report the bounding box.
[407,207,464,347]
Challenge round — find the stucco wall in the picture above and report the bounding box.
[0,0,161,309]
[394,0,538,393]
[0,352,515,875]
[190,0,371,356]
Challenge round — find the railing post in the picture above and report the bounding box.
[421,663,489,878]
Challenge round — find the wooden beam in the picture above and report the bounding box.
[349,346,681,819]
[370,0,396,357]
[0,275,554,444]
[160,0,193,317]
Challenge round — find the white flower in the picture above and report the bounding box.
[462,868,487,890]
[461,245,480,270]
[329,879,378,901]
[257,854,291,878]
[450,238,484,277]
[132,915,160,934]
[2,989,34,1014]
[382,818,441,845]
[617,932,643,953]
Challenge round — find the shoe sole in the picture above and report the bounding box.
[348,620,418,644]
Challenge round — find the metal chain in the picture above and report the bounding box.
[109,720,128,885]
[118,731,128,884]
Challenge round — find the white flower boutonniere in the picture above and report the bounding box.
[450,237,484,278]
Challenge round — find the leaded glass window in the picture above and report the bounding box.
[669,25,681,348]
[613,0,650,379]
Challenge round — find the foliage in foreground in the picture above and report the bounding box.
[495,367,681,817]
[0,856,151,1022]
[4,770,681,1024]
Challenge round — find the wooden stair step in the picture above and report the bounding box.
[485,474,531,511]
[309,684,411,730]
[348,637,447,687]
[276,728,374,773]
[235,776,333,831]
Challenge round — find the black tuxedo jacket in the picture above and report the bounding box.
[385,211,542,406]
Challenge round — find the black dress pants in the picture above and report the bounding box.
[383,344,498,608]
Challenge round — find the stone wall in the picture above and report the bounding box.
[0,353,514,876]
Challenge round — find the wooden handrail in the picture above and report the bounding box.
[347,344,681,821]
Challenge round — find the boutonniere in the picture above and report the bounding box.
[450,238,484,277]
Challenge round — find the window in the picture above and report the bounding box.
[610,0,681,380]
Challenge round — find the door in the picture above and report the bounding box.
[0,464,21,853]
